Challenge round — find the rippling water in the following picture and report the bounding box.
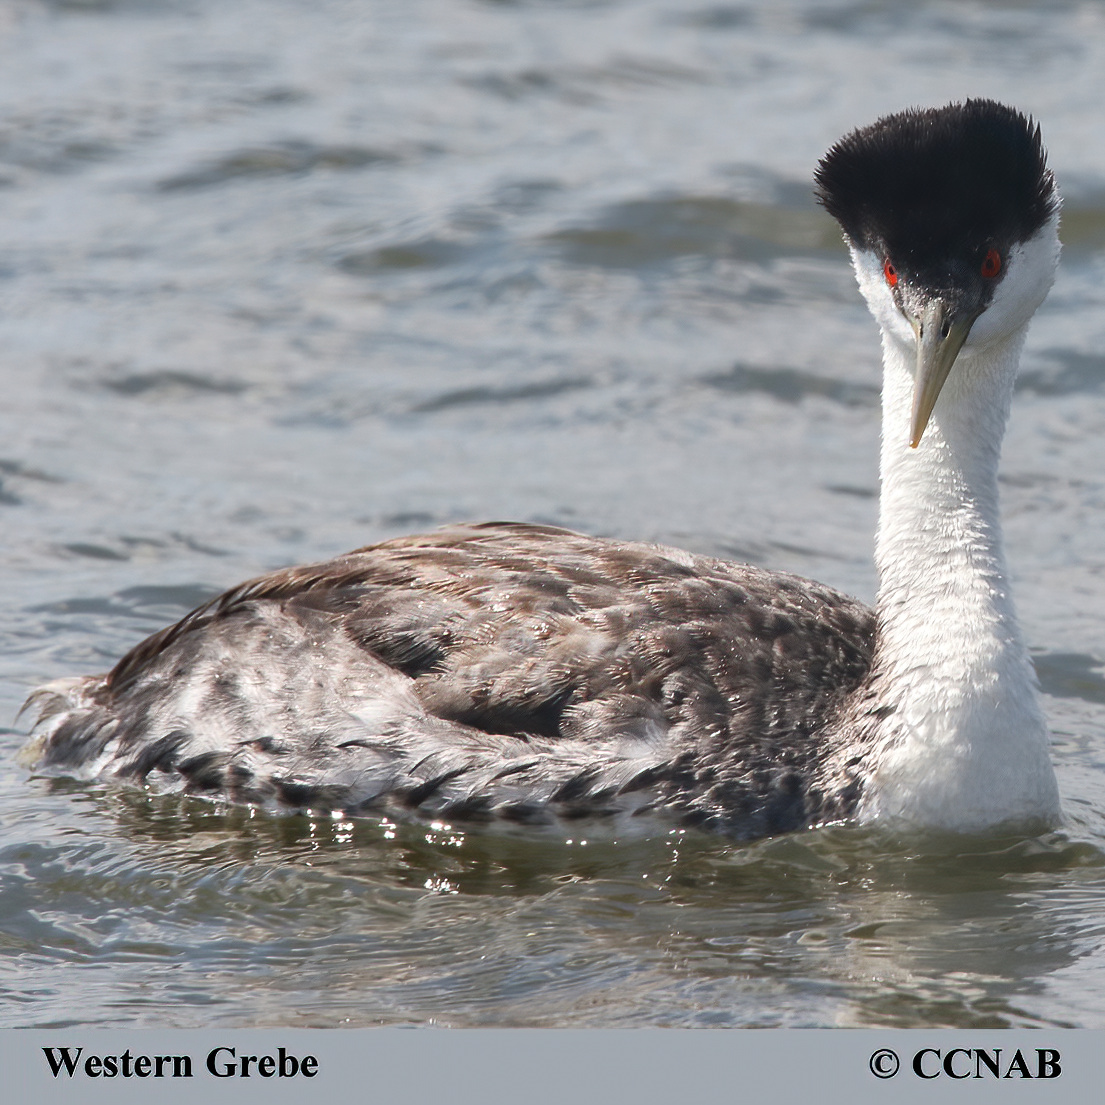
[1,0,1104,1029]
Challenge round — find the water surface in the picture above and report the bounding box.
[1,0,1104,1029]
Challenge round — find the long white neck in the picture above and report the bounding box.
[857,313,1060,830]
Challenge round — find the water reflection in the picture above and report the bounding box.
[5,785,1101,1028]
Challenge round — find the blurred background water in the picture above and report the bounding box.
[1,0,1104,1029]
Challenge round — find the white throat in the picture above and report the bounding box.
[848,226,1062,830]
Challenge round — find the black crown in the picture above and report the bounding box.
[815,100,1058,261]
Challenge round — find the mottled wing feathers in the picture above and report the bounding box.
[25,524,875,834]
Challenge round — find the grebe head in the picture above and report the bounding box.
[815,99,1061,446]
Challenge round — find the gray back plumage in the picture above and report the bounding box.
[27,523,875,836]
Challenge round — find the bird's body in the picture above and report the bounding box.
[23,100,1064,838]
[27,524,877,836]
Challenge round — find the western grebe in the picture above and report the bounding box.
[23,100,1063,838]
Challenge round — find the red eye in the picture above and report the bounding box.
[883,259,898,287]
[981,249,1002,278]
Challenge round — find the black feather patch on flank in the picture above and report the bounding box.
[178,751,228,792]
[814,99,1058,259]
[116,730,191,778]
